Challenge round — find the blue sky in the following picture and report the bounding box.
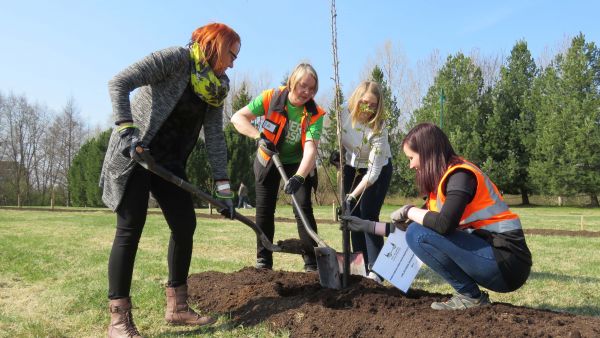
[1,1,598,129]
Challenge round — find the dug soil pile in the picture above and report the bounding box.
[188,267,599,337]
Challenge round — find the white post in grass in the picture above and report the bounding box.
[580,215,584,231]
[333,202,337,221]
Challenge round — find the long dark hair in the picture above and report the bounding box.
[402,123,462,194]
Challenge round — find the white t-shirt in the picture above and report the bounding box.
[341,110,392,184]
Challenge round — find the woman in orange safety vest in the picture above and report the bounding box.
[342,122,531,310]
[231,63,326,272]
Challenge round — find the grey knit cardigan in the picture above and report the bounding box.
[99,46,229,211]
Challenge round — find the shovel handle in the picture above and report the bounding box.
[133,149,281,252]
[271,153,328,248]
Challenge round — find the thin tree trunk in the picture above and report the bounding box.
[590,193,599,207]
[520,188,530,205]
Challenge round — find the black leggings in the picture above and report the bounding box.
[108,165,196,299]
[254,160,318,267]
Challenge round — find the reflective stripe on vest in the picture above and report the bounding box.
[430,160,522,233]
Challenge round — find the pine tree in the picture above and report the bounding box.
[321,86,344,162]
[412,53,488,164]
[482,41,536,204]
[67,129,110,207]
[530,34,600,206]
[224,82,256,203]
[185,138,212,206]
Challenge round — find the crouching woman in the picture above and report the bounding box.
[343,122,531,310]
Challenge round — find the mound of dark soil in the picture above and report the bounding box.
[188,267,599,337]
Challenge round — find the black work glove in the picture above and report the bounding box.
[118,125,146,162]
[329,151,341,167]
[257,133,276,153]
[215,181,235,220]
[284,174,305,194]
[344,194,357,216]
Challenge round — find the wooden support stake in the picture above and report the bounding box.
[333,202,337,221]
[580,215,584,231]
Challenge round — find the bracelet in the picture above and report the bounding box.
[117,124,137,132]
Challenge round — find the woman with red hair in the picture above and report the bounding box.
[100,23,240,337]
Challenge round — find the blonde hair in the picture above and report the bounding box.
[287,63,319,94]
[347,81,384,134]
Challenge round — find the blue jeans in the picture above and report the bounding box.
[405,223,510,297]
[343,161,393,270]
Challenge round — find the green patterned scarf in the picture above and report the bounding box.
[189,42,230,107]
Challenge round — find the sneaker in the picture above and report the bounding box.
[431,291,491,310]
[255,258,272,270]
[367,272,384,285]
[304,264,318,273]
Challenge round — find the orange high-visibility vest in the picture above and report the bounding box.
[426,160,522,234]
[257,86,325,163]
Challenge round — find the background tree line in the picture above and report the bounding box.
[1,33,598,207]
[0,95,87,206]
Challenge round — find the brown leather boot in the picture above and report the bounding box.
[165,284,216,326]
[108,297,143,338]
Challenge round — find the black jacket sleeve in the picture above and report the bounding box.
[422,169,477,234]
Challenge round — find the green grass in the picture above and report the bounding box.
[0,206,599,337]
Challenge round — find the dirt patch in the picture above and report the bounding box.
[276,238,308,255]
[188,267,599,337]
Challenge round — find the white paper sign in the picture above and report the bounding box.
[372,229,422,293]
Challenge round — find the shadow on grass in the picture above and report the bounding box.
[152,319,256,337]
[528,271,600,284]
[527,303,600,317]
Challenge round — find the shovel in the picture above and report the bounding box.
[132,147,304,255]
[270,153,349,289]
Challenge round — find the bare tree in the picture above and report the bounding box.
[418,49,443,89]
[29,105,53,204]
[0,92,6,161]
[537,34,572,70]
[377,40,409,98]
[469,47,505,89]
[0,93,47,206]
[403,49,444,123]
[52,97,86,206]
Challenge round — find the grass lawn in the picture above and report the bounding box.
[0,206,599,337]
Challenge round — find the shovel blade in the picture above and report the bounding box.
[314,247,342,290]
[336,251,367,277]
